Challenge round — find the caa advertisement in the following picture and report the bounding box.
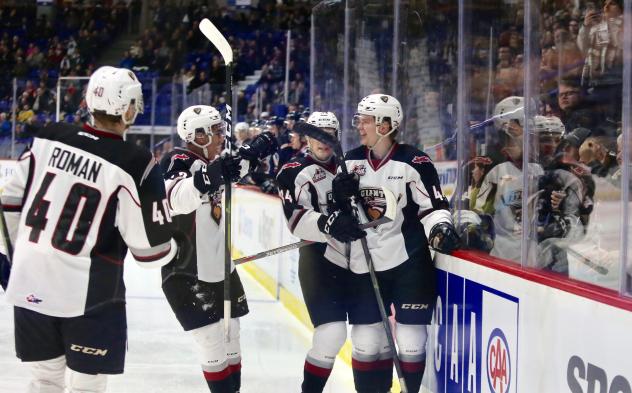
[428,254,632,393]
[429,268,518,393]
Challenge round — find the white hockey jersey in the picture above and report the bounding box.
[160,148,250,283]
[328,143,453,274]
[276,154,348,269]
[4,123,176,317]
[473,160,543,262]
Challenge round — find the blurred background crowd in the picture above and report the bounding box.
[0,0,629,291]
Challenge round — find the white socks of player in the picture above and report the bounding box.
[64,369,107,393]
[302,322,347,393]
[27,356,107,393]
[27,356,65,393]
[307,321,347,367]
[191,319,241,392]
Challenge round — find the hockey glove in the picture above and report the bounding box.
[318,210,367,243]
[332,173,360,210]
[428,222,460,254]
[0,253,10,291]
[220,153,242,183]
[193,161,223,195]
[260,178,278,194]
[239,132,278,160]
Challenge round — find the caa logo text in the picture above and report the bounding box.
[487,328,511,393]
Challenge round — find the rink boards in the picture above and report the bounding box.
[232,186,632,393]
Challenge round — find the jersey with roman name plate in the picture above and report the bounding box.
[329,143,452,273]
[276,154,348,269]
[3,123,176,318]
[160,148,234,283]
[473,160,543,261]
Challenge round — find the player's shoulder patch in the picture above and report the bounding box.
[392,143,431,165]
[412,155,432,164]
[276,156,310,186]
[281,161,302,171]
[160,148,196,174]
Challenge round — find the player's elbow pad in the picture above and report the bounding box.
[131,239,178,268]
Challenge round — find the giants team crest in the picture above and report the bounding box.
[312,167,326,183]
[210,190,222,225]
[359,187,388,221]
[351,164,366,176]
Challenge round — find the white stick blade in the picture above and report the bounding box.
[199,18,233,64]
[380,186,397,222]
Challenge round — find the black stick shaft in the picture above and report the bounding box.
[224,63,233,335]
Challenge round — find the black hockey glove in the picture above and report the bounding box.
[193,161,223,195]
[220,153,242,183]
[260,178,278,194]
[318,210,366,243]
[0,253,10,291]
[239,132,278,161]
[332,173,360,210]
[428,222,460,254]
[537,215,571,242]
[456,221,494,252]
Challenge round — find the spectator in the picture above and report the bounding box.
[17,104,34,123]
[0,112,11,136]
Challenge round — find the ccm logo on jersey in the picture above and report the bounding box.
[70,344,108,356]
[401,303,429,310]
[412,155,432,164]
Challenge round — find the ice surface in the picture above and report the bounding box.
[0,267,354,392]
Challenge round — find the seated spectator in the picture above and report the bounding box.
[119,50,134,69]
[17,104,34,123]
[557,76,601,131]
[0,112,11,136]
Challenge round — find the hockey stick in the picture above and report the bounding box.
[565,245,608,275]
[234,209,395,265]
[0,197,13,263]
[294,122,409,393]
[199,18,234,341]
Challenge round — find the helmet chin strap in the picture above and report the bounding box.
[367,125,396,151]
[192,140,213,159]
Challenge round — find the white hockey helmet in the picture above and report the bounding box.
[86,66,144,125]
[533,115,565,136]
[177,105,225,157]
[235,122,250,134]
[493,96,525,131]
[354,94,403,130]
[306,111,340,136]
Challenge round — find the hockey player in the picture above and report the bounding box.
[276,112,366,393]
[332,94,459,393]
[1,65,178,393]
[473,96,544,263]
[160,105,277,393]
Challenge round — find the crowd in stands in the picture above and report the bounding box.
[430,0,626,284]
[0,2,130,155]
[119,1,311,120]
